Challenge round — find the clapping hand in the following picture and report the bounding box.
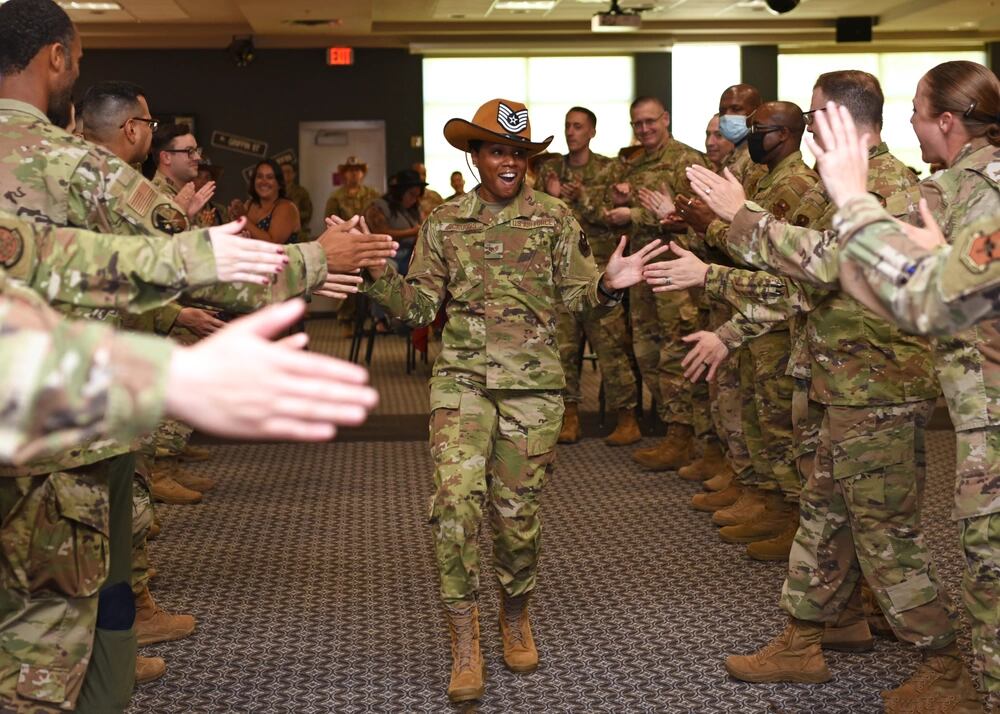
[684,166,746,223]
[643,242,709,292]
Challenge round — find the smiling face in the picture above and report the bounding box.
[472,142,528,203]
[630,99,669,151]
[704,115,734,167]
[910,77,951,165]
[254,163,279,201]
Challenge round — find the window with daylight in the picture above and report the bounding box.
[669,44,742,153]
[422,56,635,197]
[778,50,987,177]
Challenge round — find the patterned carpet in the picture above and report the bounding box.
[127,320,977,713]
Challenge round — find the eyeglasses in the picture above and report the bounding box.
[120,117,159,131]
[161,146,203,159]
[802,108,827,126]
[629,112,666,131]
[747,125,783,136]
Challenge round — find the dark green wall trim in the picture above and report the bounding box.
[741,46,779,102]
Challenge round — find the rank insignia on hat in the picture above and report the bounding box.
[497,103,528,133]
[0,227,23,268]
[578,230,592,258]
[151,203,189,235]
[965,229,1000,271]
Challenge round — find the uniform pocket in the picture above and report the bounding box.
[1,471,110,598]
[832,423,914,481]
[16,662,69,705]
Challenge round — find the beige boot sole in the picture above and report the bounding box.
[447,662,486,703]
[725,658,831,683]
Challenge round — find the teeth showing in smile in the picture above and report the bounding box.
[499,172,516,181]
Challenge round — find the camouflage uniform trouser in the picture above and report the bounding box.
[428,377,562,604]
[740,331,799,500]
[131,473,154,596]
[955,427,1000,701]
[781,399,959,649]
[555,301,637,411]
[712,348,752,480]
[152,419,193,458]
[629,284,698,426]
[692,306,716,443]
[0,455,136,713]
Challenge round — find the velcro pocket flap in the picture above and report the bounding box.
[832,423,914,481]
[17,663,67,705]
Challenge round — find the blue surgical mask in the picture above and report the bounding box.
[719,114,749,143]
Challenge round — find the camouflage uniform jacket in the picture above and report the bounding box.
[836,195,999,335]
[324,185,380,221]
[581,137,709,248]
[286,183,313,241]
[863,139,1000,437]
[151,170,180,199]
[365,185,616,395]
[0,270,171,467]
[707,151,819,351]
[721,143,939,406]
[535,152,617,265]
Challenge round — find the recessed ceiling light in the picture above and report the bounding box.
[59,1,123,9]
[493,1,558,10]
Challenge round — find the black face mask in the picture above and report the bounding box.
[747,131,774,164]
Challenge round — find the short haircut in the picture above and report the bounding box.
[151,122,192,165]
[630,96,665,114]
[79,81,145,143]
[814,70,884,128]
[450,170,462,178]
[0,0,75,76]
[567,106,597,128]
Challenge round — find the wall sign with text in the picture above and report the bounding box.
[211,130,269,158]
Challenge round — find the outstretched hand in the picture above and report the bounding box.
[207,218,288,284]
[166,299,378,441]
[642,242,709,292]
[803,101,870,208]
[318,215,398,273]
[681,331,729,382]
[684,165,746,223]
[603,236,671,290]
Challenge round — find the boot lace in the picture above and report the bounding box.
[755,625,794,661]
[449,607,475,672]
[504,597,527,647]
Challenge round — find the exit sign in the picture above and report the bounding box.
[327,47,354,66]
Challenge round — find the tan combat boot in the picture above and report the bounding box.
[712,486,767,526]
[134,587,197,646]
[558,402,581,444]
[604,409,641,446]
[821,581,874,653]
[702,463,736,492]
[631,423,693,471]
[881,642,984,714]
[499,591,538,673]
[179,444,213,462]
[445,602,486,703]
[725,618,831,683]
[135,655,166,684]
[150,466,202,505]
[691,484,743,512]
[718,495,790,543]
[746,508,799,562]
[678,440,725,482]
[167,463,216,493]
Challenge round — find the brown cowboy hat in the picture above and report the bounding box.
[444,98,553,155]
[338,155,368,173]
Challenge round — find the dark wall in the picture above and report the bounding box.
[634,52,673,114]
[989,42,1000,79]
[741,46,779,102]
[76,48,423,201]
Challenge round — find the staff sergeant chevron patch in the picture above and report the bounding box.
[497,103,529,133]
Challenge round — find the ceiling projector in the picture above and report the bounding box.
[592,0,642,32]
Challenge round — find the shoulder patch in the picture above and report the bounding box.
[126,181,158,217]
[578,230,592,258]
[793,213,811,228]
[771,199,790,220]
[963,229,1000,272]
[151,203,189,235]
[0,227,23,268]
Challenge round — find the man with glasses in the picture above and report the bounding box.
[79,81,158,169]
[582,96,709,472]
[151,122,214,222]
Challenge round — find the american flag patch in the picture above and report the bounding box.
[126,181,157,216]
